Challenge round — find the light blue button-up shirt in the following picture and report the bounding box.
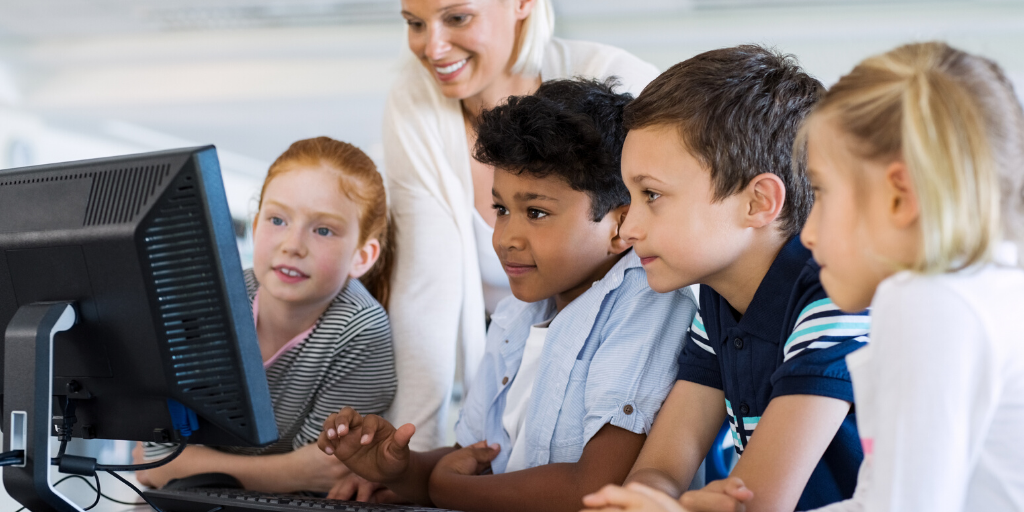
[454,250,696,473]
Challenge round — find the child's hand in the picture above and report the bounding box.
[327,471,384,502]
[581,483,686,512]
[679,478,753,512]
[432,441,500,478]
[427,441,500,505]
[316,407,416,483]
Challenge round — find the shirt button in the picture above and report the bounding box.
[733,337,744,350]
[501,376,509,385]
[504,339,509,343]
[623,404,634,415]
[739,403,750,415]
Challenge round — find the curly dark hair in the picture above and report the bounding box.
[474,78,633,221]
[624,45,824,237]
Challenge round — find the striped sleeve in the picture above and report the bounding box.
[688,311,715,355]
[783,298,870,362]
[771,296,869,402]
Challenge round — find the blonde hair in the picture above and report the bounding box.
[510,0,554,77]
[258,137,395,307]
[799,42,1024,273]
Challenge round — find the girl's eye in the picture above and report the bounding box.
[270,216,284,226]
[644,191,661,203]
[315,227,332,236]
[406,19,424,30]
[527,208,548,220]
[492,204,508,216]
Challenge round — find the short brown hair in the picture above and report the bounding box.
[624,45,823,237]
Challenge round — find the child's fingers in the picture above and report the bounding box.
[624,483,688,510]
[316,431,333,455]
[467,441,501,463]
[581,484,643,509]
[391,423,417,451]
[679,489,746,512]
[718,478,753,502]
[327,407,362,439]
[326,478,358,501]
[355,480,381,502]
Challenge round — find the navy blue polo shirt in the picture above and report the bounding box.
[677,237,869,510]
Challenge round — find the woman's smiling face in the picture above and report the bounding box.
[402,0,530,100]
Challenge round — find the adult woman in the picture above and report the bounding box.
[384,0,659,450]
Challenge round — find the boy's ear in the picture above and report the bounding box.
[608,204,632,255]
[885,161,919,228]
[743,173,786,229]
[349,238,382,279]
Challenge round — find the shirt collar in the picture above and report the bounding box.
[733,237,811,344]
[486,250,639,330]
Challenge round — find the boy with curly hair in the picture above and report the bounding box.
[317,78,696,512]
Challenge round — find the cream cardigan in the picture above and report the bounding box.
[382,38,659,450]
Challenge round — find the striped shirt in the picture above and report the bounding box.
[677,237,869,511]
[146,269,396,458]
[455,250,696,473]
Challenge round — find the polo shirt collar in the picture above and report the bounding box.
[733,237,811,344]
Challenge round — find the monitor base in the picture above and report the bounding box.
[3,302,84,512]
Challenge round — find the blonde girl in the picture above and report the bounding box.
[582,42,1024,512]
[795,41,1024,512]
[137,137,397,498]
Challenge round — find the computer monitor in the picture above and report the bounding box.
[0,147,278,511]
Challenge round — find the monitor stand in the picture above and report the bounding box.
[3,302,84,512]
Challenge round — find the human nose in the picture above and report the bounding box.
[280,225,308,257]
[619,205,643,244]
[494,216,526,253]
[801,205,818,251]
[424,24,452,61]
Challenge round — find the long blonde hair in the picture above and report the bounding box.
[510,0,554,77]
[799,42,1024,273]
[258,137,395,307]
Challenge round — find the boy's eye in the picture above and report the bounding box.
[527,208,548,220]
[492,204,508,216]
[270,216,284,226]
[315,227,332,236]
[644,191,661,203]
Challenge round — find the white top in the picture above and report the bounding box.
[381,37,660,449]
[502,318,553,472]
[814,243,1024,512]
[472,209,512,314]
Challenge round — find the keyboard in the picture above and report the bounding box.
[143,487,458,512]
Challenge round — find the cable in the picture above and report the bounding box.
[106,470,164,512]
[0,458,25,467]
[95,437,188,472]
[84,472,101,511]
[0,450,24,460]
[9,472,150,512]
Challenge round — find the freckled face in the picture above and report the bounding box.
[402,0,522,100]
[252,166,363,307]
[491,170,623,307]
[800,117,891,312]
[619,126,750,293]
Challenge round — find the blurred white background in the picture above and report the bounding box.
[1,1,1023,509]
